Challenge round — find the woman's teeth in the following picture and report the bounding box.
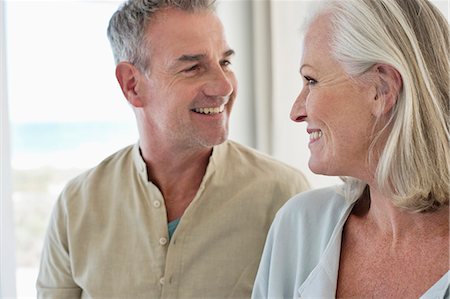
[309,130,323,141]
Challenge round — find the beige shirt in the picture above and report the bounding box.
[37,140,309,299]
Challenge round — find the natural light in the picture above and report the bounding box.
[5,1,137,297]
[3,0,448,297]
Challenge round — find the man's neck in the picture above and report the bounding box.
[139,141,214,221]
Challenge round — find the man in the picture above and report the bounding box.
[36,0,309,298]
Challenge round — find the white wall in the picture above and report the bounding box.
[218,1,276,154]
[1,0,17,296]
[217,1,256,149]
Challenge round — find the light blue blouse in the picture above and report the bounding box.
[252,186,450,299]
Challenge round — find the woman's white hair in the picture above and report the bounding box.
[306,0,449,212]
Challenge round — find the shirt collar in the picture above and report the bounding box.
[132,140,228,183]
[297,202,353,298]
[419,271,450,299]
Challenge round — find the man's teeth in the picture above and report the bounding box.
[309,130,323,140]
[193,104,225,115]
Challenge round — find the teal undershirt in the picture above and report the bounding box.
[168,218,180,240]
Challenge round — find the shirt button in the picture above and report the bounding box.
[159,237,168,246]
[159,277,165,285]
[153,201,161,208]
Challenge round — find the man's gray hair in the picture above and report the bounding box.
[107,0,216,73]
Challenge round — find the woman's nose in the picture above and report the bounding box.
[290,88,307,122]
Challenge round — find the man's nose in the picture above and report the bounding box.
[203,67,234,97]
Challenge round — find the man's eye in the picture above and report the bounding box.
[184,65,200,72]
[304,76,317,86]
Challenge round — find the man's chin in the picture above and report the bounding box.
[198,133,228,148]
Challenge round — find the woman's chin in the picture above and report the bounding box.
[308,160,332,176]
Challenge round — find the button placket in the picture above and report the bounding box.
[159,237,168,246]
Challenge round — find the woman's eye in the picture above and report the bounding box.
[304,76,317,86]
[221,60,231,67]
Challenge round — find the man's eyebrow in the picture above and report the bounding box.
[177,54,206,62]
[171,50,236,71]
[176,49,235,63]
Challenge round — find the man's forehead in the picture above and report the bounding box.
[147,11,228,47]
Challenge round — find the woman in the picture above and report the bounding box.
[252,0,449,297]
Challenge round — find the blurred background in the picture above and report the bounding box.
[1,0,448,297]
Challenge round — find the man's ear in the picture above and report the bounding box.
[371,63,403,117]
[115,62,145,108]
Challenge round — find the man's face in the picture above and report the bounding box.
[136,8,237,151]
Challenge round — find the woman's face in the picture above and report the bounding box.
[290,15,378,180]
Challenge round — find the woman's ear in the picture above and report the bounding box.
[371,63,403,117]
[115,62,145,108]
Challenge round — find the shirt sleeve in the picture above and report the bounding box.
[36,193,82,299]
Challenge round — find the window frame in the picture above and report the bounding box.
[1,0,18,296]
